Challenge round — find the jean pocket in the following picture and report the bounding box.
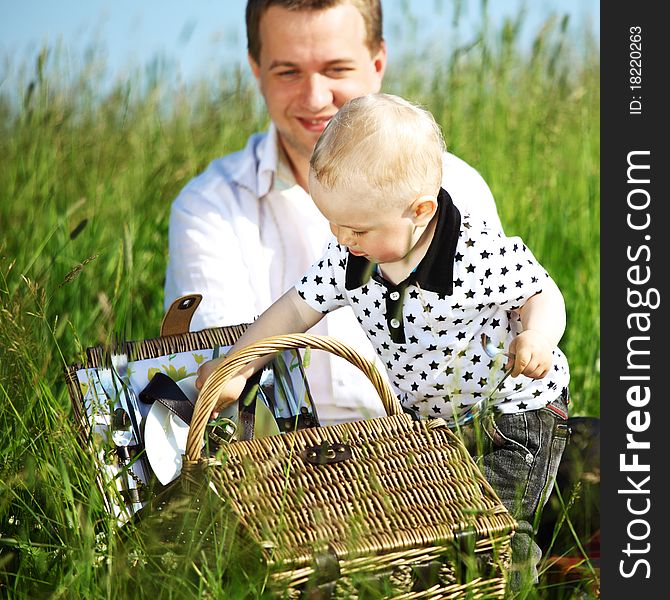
[483,412,535,458]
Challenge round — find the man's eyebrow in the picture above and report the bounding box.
[268,58,356,70]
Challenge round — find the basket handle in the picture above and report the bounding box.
[185,333,401,461]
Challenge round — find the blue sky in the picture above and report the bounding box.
[1,0,599,89]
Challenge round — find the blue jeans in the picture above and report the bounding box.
[457,388,570,591]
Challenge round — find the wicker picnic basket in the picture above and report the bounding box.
[184,333,517,598]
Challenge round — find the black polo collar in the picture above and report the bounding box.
[344,187,461,294]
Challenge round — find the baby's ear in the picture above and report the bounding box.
[411,195,438,226]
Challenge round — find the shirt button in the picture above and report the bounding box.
[390,318,401,329]
[389,291,400,301]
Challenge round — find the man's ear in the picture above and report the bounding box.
[410,195,438,226]
[371,40,388,89]
[248,53,261,82]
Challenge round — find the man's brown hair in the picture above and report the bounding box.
[246,0,383,63]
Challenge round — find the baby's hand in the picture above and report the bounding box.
[195,357,248,415]
[506,330,553,379]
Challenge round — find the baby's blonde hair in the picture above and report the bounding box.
[310,93,445,207]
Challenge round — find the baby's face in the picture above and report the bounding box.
[310,176,416,264]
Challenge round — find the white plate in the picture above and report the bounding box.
[143,375,280,485]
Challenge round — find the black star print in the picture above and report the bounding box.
[411,382,419,391]
[386,362,393,370]
[301,276,308,284]
[532,390,542,398]
[434,383,445,391]
[484,268,492,278]
[453,318,463,325]
[351,296,359,303]
[432,405,442,414]
[374,300,381,308]
[429,360,440,370]
[471,355,481,365]
[436,315,447,322]
[516,263,523,271]
[454,278,464,287]
[427,344,437,351]
[368,329,376,337]
[423,303,433,312]
[465,264,475,274]
[463,221,471,229]
[420,372,428,380]
[514,383,523,391]
[330,277,337,287]
[476,303,486,311]
[465,239,475,248]
[515,280,523,288]
[478,377,487,387]
[456,331,467,341]
[453,303,462,310]
[501,266,509,275]
[498,285,507,293]
[480,250,491,259]
[454,252,464,262]
[394,352,400,361]
[375,323,384,331]
[500,247,507,256]
[381,342,389,350]
[409,290,419,299]
[404,364,414,372]
[364,308,371,317]
[361,285,369,295]
[315,294,325,304]
[463,371,474,381]
[314,275,323,285]
[339,259,346,269]
[513,243,519,251]
[298,290,305,299]
[335,294,344,301]
[318,260,324,268]
[465,290,475,299]
[517,402,528,410]
[484,287,492,297]
[491,318,500,328]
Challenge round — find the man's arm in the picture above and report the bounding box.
[195,287,323,408]
[164,174,267,330]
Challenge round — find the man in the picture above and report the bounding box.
[164,0,502,424]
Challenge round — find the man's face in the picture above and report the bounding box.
[249,4,386,163]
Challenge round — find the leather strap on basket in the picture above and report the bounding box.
[185,333,401,462]
[160,294,202,337]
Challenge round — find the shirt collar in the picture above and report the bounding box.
[345,187,461,294]
[256,122,280,198]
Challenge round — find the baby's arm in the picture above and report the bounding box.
[508,277,566,379]
[195,287,324,409]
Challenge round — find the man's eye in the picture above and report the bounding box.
[277,70,298,78]
[352,231,367,237]
[327,67,354,77]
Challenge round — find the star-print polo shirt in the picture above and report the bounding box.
[295,188,570,424]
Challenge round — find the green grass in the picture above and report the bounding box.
[0,10,599,600]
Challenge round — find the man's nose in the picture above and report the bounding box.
[301,74,333,111]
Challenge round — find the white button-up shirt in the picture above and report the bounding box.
[165,124,503,424]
